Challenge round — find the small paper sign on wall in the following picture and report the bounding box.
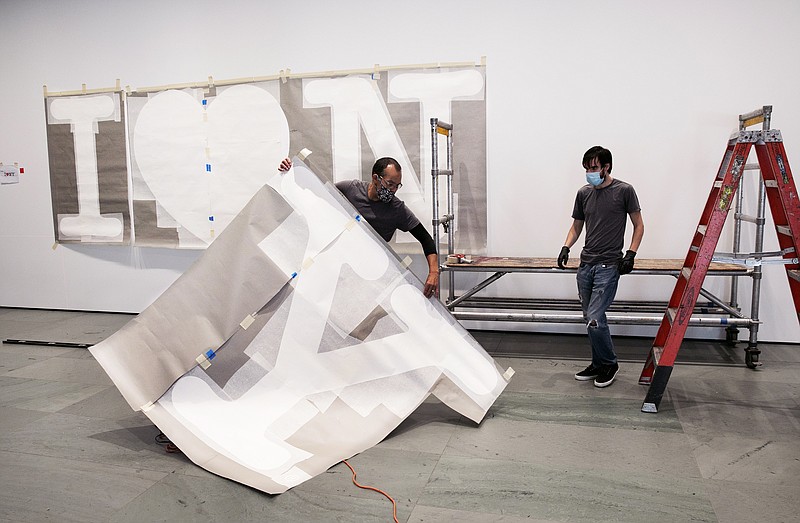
[0,164,20,185]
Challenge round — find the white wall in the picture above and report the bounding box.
[1,0,799,342]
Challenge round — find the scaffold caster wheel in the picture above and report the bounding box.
[725,326,739,346]
[745,348,762,369]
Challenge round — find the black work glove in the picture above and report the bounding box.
[618,250,636,275]
[557,246,570,269]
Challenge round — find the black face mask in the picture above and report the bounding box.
[377,185,394,203]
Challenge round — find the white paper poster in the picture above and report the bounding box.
[90,158,509,494]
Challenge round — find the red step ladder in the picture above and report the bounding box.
[640,106,800,413]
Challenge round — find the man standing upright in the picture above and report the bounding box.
[557,146,644,388]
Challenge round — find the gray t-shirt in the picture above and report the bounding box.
[572,178,641,265]
[335,180,420,242]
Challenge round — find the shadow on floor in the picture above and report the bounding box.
[470,330,752,365]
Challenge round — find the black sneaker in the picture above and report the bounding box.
[574,364,600,381]
[594,363,620,388]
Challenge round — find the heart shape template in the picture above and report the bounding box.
[133,84,289,244]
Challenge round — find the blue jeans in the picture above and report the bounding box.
[576,263,620,367]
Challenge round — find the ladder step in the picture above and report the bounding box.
[713,180,723,188]
[777,225,792,236]
[652,346,664,366]
[765,180,778,188]
[681,267,692,280]
[666,307,677,325]
[698,225,707,235]
[690,245,699,253]
[789,270,800,283]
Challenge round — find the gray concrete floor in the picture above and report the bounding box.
[0,307,798,522]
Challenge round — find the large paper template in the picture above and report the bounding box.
[44,63,487,252]
[90,159,509,493]
[45,91,130,244]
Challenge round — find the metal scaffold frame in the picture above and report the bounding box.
[430,117,455,304]
[719,105,780,366]
[429,115,778,363]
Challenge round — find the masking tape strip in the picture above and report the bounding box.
[128,60,483,94]
[742,116,764,128]
[205,76,216,97]
[141,401,155,412]
[401,256,413,268]
[43,81,124,98]
[302,257,314,270]
[503,367,515,380]
[196,349,216,370]
[240,314,256,330]
[52,243,58,250]
[346,218,358,230]
[196,355,211,370]
[298,148,312,160]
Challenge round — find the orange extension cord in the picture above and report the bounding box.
[342,460,399,523]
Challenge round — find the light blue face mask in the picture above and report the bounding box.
[585,171,603,186]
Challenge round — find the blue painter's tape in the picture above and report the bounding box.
[355,215,362,222]
[721,318,727,324]
[209,216,214,222]
[205,349,216,360]
[202,99,208,106]
[206,164,212,172]
[291,272,298,279]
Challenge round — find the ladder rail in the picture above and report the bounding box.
[755,139,800,317]
[663,140,753,366]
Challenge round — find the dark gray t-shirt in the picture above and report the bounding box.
[335,180,420,242]
[572,178,641,265]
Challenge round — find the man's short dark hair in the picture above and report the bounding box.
[582,146,612,173]
[372,157,402,176]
